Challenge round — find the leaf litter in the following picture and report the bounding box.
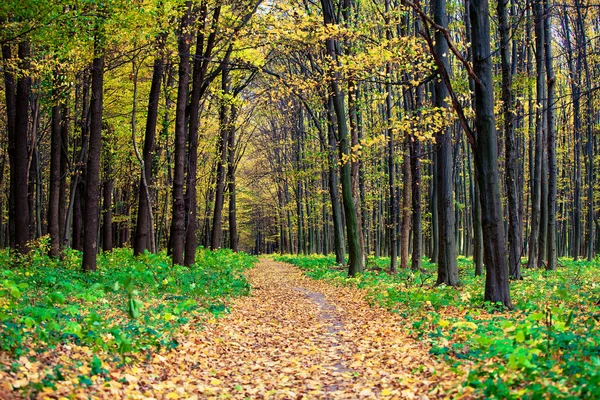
[1,258,466,399]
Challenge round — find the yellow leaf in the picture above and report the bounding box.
[166,393,179,399]
[210,378,222,386]
[381,388,392,396]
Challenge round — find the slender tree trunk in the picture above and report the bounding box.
[545,0,557,270]
[14,42,32,253]
[48,81,62,258]
[471,0,512,307]
[168,1,193,265]
[211,65,230,250]
[227,105,238,252]
[325,102,346,264]
[527,0,545,269]
[2,45,17,249]
[82,50,105,272]
[401,140,412,269]
[432,0,458,285]
[102,168,113,252]
[498,0,522,278]
[134,41,164,256]
[321,0,363,275]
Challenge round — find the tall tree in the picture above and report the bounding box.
[321,0,364,276]
[470,0,512,307]
[432,0,458,286]
[48,78,63,258]
[168,1,193,265]
[82,40,105,271]
[498,0,522,278]
[13,42,32,254]
[133,36,165,256]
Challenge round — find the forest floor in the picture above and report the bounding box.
[3,258,466,399]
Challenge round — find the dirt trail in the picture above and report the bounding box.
[72,259,462,399]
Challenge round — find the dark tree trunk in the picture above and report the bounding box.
[210,65,230,250]
[185,5,221,264]
[82,52,104,272]
[73,183,84,251]
[103,165,113,252]
[168,1,193,265]
[527,0,545,269]
[386,68,398,273]
[349,80,365,266]
[325,99,346,265]
[14,42,32,254]
[410,130,422,270]
[470,0,512,307]
[2,45,16,249]
[227,106,238,252]
[432,0,458,286]
[134,39,164,256]
[401,140,412,269]
[562,8,581,260]
[498,0,522,278]
[544,0,557,270]
[58,103,69,248]
[321,0,363,275]
[48,82,62,258]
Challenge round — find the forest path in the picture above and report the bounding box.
[96,259,461,399]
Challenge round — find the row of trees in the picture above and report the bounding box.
[250,0,599,308]
[1,0,262,269]
[1,0,599,308]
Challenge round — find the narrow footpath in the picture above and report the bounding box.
[92,259,463,399]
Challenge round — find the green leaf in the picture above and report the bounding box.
[515,330,525,343]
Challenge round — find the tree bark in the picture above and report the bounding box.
[82,51,104,272]
[2,45,17,249]
[321,0,363,276]
[470,0,512,307]
[432,0,458,286]
[211,65,231,250]
[544,0,557,270]
[48,81,62,258]
[133,39,164,256]
[498,0,522,278]
[14,42,32,254]
[527,0,545,270]
[227,105,238,252]
[168,1,193,265]
[325,100,346,265]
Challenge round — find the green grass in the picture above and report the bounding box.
[0,239,256,359]
[275,253,600,399]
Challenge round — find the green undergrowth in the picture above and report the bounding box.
[1,239,256,360]
[275,253,600,399]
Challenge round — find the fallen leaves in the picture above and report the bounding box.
[0,258,464,398]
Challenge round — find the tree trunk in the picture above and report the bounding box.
[48,81,62,258]
[14,42,32,254]
[527,0,545,269]
[2,45,17,249]
[134,40,164,256]
[321,0,363,276]
[168,1,193,265]
[227,105,238,252]
[211,65,230,250]
[470,0,512,307]
[544,0,557,270]
[498,0,522,278]
[401,140,412,269]
[82,52,104,272]
[102,171,113,252]
[326,102,346,264]
[432,0,458,286]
